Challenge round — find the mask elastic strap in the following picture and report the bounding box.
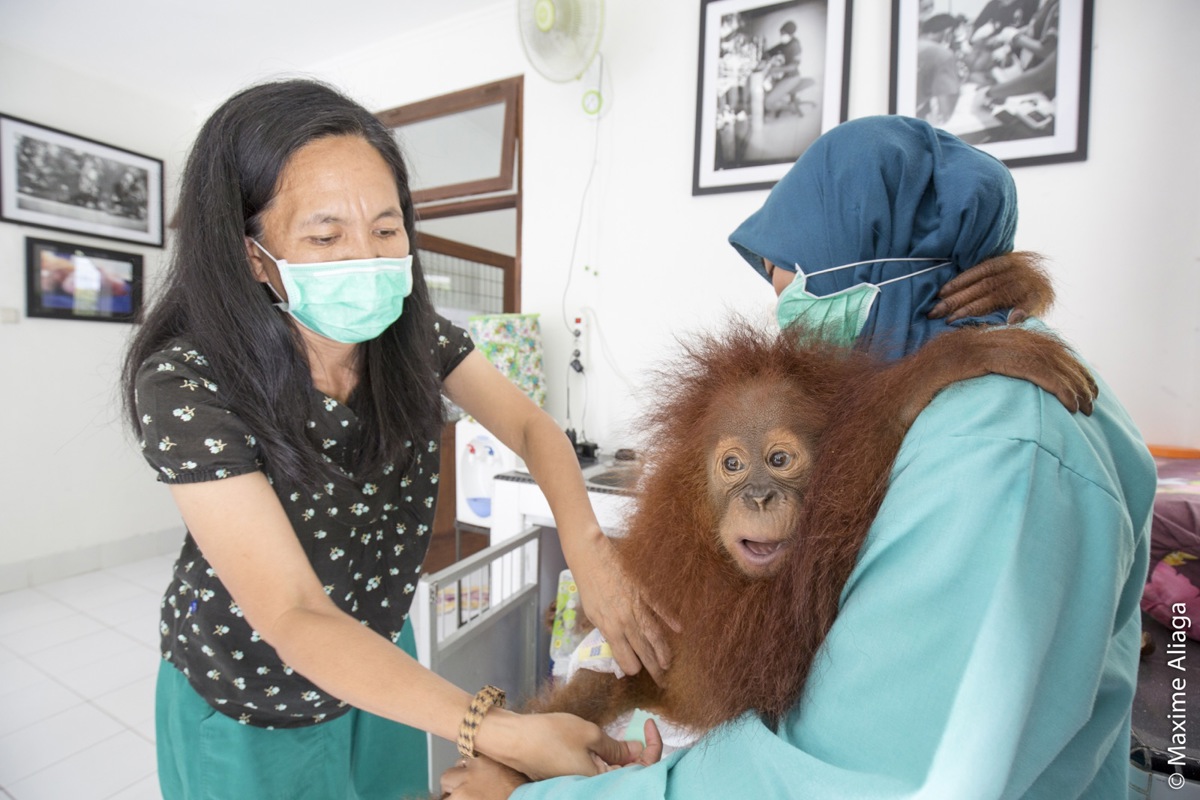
[875,261,953,286]
[797,257,948,278]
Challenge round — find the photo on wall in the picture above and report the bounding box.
[0,114,164,247]
[25,236,143,323]
[890,0,1093,167]
[693,0,852,195]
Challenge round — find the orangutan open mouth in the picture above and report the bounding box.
[736,537,789,573]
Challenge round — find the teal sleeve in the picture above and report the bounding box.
[515,369,1154,800]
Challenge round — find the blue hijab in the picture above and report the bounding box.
[729,115,1018,361]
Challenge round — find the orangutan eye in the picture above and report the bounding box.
[768,451,792,469]
[722,455,744,473]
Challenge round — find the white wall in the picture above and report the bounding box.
[0,43,196,573]
[316,0,1199,450]
[2,0,1196,573]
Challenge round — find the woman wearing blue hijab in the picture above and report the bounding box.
[454,117,1156,799]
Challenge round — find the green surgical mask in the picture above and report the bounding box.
[252,240,414,344]
[776,258,950,347]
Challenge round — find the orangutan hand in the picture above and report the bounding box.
[928,252,1054,323]
[440,755,528,800]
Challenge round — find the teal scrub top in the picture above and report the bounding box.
[515,325,1155,799]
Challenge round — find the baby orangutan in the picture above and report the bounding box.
[525,319,1096,736]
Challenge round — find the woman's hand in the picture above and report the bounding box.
[568,532,680,684]
[928,251,1054,324]
[443,719,665,798]
[477,708,646,781]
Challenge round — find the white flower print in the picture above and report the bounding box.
[431,473,439,484]
[322,438,337,450]
[201,645,215,657]
[360,532,371,545]
[395,525,406,537]
[417,524,429,537]
[204,380,218,392]
[158,437,177,451]
[206,669,221,680]
[323,396,338,411]
[275,704,287,711]
[389,567,400,576]
[204,438,226,453]
[173,406,196,422]
[257,666,271,676]
[265,686,280,697]
[404,583,415,594]
[382,463,395,475]
[423,496,434,509]
[438,334,450,348]
[314,529,327,540]
[323,585,334,595]
[400,477,411,488]
[290,492,300,502]
[232,650,244,660]
[245,434,257,446]
[301,690,321,702]
[324,482,335,495]
[180,461,197,470]
[381,598,390,607]
[180,379,199,391]
[329,547,345,560]
[239,714,251,724]
[160,467,177,480]
[156,362,176,372]
[250,631,263,643]
[366,576,381,591]
[362,483,377,495]
[302,508,315,521]
[233,677,246,690]
[141,414,152,425]
[326,506,338,516]
[428,440,438,453]
[308,420,317,428]
[215,469,229,479]
[313,713,327,723]
[213,624,230,636]
[229,601,242,617]
[199,589,215,602]
[350,503,368,516]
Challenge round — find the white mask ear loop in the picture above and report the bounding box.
[875,261,953,286]
[799,257,949,278]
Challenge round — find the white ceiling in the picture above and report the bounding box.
[0,0,501,112]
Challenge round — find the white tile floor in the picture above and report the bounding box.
[0,553,174,800]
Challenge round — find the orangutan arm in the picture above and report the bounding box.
[928,251,1054,323]
[881,324,1097,429]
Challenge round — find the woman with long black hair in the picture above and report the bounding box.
[123,78,664,798]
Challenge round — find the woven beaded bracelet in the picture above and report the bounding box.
[457,684,506,759]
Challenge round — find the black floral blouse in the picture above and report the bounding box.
[135,315,473,728]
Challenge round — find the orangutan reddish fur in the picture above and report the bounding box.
[525,253,1090,735]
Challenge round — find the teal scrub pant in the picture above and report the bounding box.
[156,624,429,800]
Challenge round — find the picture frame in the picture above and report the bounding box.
[693,0,853,195]
[1,114,164,247]
[889,0,1093,168]
[25,236,143,323]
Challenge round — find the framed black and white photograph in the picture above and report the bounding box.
[1,114,164,246]
[890,0,1093,168]
[26,236,143,323]
[693,0,853,195]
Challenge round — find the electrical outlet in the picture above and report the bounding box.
[570,313,587,373]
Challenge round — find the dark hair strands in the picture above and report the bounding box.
[122,79,444,493]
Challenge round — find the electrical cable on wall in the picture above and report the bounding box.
[559,52,605,447]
